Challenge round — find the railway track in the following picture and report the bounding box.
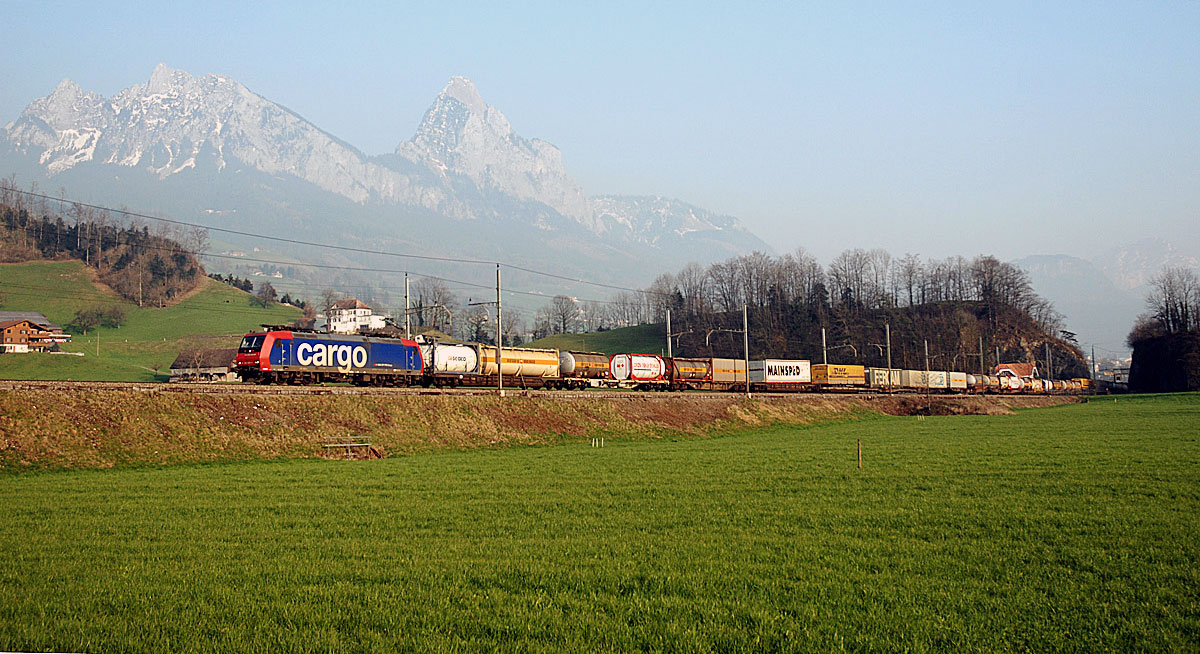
[0,379,764,399]
[0,380,1080,402]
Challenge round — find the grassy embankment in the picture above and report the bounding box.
[0,260,299,381]
[527,322,664,355]
[0,388,1068,471]
[0,393,1197,651]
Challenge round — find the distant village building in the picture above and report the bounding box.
[993,362,1040,380]
[169,348,239,382]
[0,312,71,354]
[318,299,389,334]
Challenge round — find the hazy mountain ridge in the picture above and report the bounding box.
[1095,237,1200,291]
[1015,242,1200,354]
[2,65,767,259]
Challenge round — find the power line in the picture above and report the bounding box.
[5,187,668,298]
[3,196,658,307]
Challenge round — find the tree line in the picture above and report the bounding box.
[533,248,1083,376]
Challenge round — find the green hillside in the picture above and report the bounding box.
[0,261,300,381]
[527,323,665,355]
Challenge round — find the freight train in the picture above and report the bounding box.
[234,328,1091,394]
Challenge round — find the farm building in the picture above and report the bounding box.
[994,362,1040,381]
[170,348,238,382]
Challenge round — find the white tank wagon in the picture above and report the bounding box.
[420,342,481,374]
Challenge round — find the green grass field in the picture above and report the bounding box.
[527,322,665,355]
[0,261,299,381]
[1,394,1197,652]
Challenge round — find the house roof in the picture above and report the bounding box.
[0,311,61,331]
[170,348,238,370]
[331,298,371,311]
[0,319,49,332]
[994,362,1039,378]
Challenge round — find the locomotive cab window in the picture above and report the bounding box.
[239,335,265,352]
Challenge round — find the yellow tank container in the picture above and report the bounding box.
[478,346,560,378]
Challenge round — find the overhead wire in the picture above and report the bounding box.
[6,188,669,298]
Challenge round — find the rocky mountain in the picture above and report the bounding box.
[1093,237,1200,291]
[1,65,769,285]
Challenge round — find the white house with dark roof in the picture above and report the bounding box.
[318,298,389,334]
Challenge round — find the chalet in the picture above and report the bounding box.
[319,298,389,334]
[169,348,239,382]
[0,320,56,353]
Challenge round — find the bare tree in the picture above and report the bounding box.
[676,262,709,317]
[501,308,523,345]
[896,253,922,307]
[187,226,210,257]
[252,281,277,307]
[548,295,579,334]
[1146,266,1200,334]
[413,278,456,332]
[462,305,491,343]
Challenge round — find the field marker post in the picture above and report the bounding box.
[857,439,862,469]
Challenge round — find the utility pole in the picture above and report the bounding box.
[1045,342,1051,381]
[1091,345,1096,381]
[885,322,892,390]
[822,327,828,365]
[404,273,410,339]
[743,304,750,398]
[924,338,931,398]
[666,309,672,359]
[979,335,985,375]
[497,264,503,397]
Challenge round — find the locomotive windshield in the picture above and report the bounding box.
[239,334,266,352]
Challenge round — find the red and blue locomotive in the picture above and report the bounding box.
[235,329,423,385]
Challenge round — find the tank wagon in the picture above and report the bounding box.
[609,353,669,389]
[421,341,561,388]
[557,351,609,389]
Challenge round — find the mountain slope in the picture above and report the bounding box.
[0,260,299,381]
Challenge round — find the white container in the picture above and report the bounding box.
[750,359,812,383]
[949,372,968,390]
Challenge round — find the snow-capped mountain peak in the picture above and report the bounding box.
[2,66,770,263]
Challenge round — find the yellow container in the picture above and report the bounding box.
[812,364,866,385]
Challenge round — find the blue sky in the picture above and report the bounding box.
[2,1,1198,261]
